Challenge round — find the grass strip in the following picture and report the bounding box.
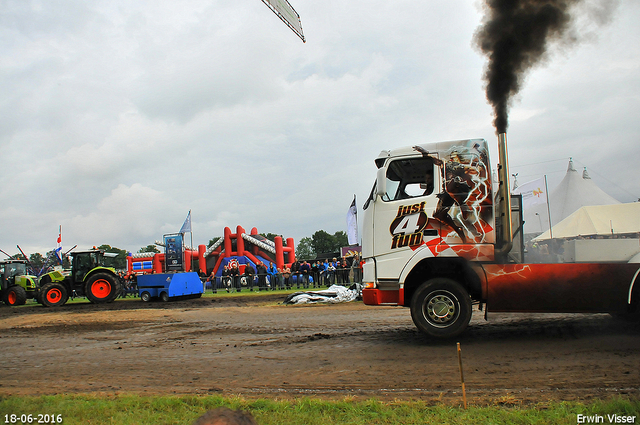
[1,394,638,425]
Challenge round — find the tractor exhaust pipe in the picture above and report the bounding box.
[495,132,513,259]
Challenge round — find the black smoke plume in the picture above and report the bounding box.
[475,0,579,134]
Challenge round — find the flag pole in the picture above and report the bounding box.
[544,175,553,239]
[189,209,193,253]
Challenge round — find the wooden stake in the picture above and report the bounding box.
[457,342,467,409]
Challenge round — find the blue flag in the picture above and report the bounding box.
[180,211,192,234]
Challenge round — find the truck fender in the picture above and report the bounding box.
[628,267,640,307]
[398,244,435,284]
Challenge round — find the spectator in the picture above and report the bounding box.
[192,407,257,425]
[341,258,350,284]
[208,269,217,293]
[267,262,278,290]
[333,257,343,284]
[299,260,311,288]
[243,262,256,291]
[256,261,268,291]
[311,261,319,288]
[282,265,291,289]
[290,260,300,288]
[221,265,231,292]
[326,259,336,286]
[275,267,285,289]
[229,263,240,291]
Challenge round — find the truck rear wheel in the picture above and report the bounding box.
[410,278,472,339]
[140,291,151,302]
[40,282,69,307]
[4,285,27,306]
[85,272,121,304]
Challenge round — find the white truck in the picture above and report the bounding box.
[361,133,640,338]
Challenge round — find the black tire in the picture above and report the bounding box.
[85,272,121,304]
[4,285,27,306]
[410,278,472,339]
[160,292,169,302]
[40,282,69,307]
[141,291,151,302]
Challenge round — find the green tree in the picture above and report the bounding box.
[310,230,349,255]
[333,231,348,249]
[29,252,45,272]
[97,244,128,270]
[296,237,314,260]
[260,233,281,243]
[138,244,160,254]
[208,237,221,247]
[311,230,334,254]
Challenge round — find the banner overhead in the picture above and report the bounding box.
[261,0,305,42]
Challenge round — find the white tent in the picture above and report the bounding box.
[520,159,620,235]
[534,202,640,241]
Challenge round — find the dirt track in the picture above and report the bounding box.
[1,294,639,405]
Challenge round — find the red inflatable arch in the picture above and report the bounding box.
[127,226,295,277]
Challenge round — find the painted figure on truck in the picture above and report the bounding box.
[362,136,640,339]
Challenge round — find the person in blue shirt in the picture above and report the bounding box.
[299,260,311,289]
[267,261,279,290]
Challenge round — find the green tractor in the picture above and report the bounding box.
[0,259,39,306]
[38,249,122,307]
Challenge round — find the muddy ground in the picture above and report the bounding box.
[1,294,639,405]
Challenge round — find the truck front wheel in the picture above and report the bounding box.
[410,278,472,338]
[85,273,121,304]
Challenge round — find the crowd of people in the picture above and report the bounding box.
[117,254,364,296]
[204,255,363,293]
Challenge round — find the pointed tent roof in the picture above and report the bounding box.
[522,159,620,234]
[548,158,620,226]
[534,202,640,240]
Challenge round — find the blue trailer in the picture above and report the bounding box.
[137,272,204,302]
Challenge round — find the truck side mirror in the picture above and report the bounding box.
[375,168,387,199]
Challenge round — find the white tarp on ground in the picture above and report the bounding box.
[534,202,640,241]
[283,284,362,304]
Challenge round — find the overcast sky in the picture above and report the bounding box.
[1,0,638,256]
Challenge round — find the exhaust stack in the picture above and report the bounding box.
[495,132,512,259]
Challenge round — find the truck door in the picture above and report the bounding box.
[371,156,440,280]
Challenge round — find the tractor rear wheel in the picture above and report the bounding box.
[40,282,69,307]
[85,272,121,304]
[4,285,27,306]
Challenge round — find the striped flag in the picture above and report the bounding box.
[54,226,63,264]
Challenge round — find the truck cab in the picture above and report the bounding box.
[361,137,640,338]
[362,140,495,307]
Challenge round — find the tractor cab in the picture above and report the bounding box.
[69,250,118,283]
[0,260,28,289]
[0,259,38,306]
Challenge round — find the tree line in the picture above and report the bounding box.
[4,230,348,274]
